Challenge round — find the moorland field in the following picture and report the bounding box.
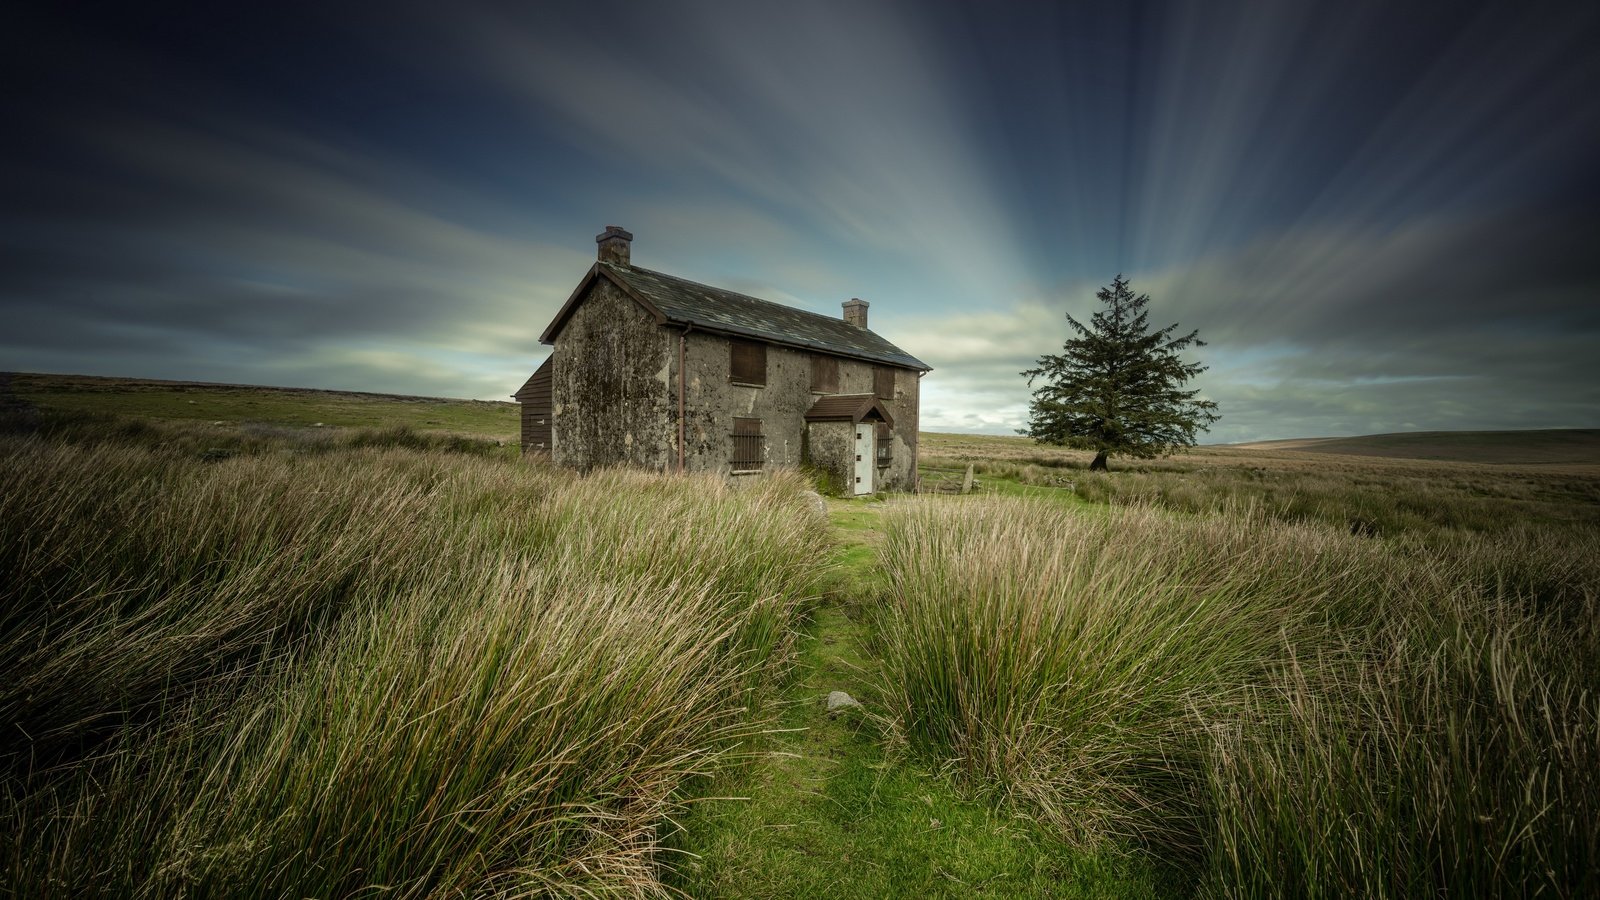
[2,372,1596,898]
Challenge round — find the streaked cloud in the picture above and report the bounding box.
[1,0,1596,441]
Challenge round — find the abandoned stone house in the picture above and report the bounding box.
[514,226,930,494]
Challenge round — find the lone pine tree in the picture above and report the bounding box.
[1022,275,1219,471]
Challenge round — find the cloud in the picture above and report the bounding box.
[1144,211,1599,345]
[439,0,1029,302]
[3,0,1597,443]
[903,207,1600,440]
[0,111,592,396]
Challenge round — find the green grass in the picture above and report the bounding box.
[921,431,1600,537]
[919,462,1091,506]
[7,371,517,436]
[826,497,891,576]
[922,428,1600,468]
[1,418,831,896]
[10,375,1598,897]
[668,500,1171,898]
[876,497,1600,898]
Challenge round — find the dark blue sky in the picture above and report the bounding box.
[5,0,1597,440]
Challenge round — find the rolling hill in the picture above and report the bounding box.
[1231,429,1600,466]
[9,372,1595,467]
[3,371,518,436]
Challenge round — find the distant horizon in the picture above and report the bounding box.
[11,369,1598,446]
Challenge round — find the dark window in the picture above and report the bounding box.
[811,355,840,393]
[874,366,895,400]
[876,422,893,467]
[730,340,767,386]
[732,417,765,470]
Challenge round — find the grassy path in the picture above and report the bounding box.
[669,498,1163,898]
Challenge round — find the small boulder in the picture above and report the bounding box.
[798,490,828,516]
[825,690,862,716]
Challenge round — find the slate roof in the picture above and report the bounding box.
[545,262,930,372]
[803,393,895,428]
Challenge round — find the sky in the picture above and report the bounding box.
[4,0,1598,442]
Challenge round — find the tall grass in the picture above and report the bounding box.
[877,497,1600,897]
[1067,463,1600,536]
[1,427,829,896]
[1,404,514,459]
[921,437,1600,537]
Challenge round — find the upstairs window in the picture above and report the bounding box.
[731,417,764,471]
[730,340,767,386]
[810,355,839,393]
[874,366,895,400]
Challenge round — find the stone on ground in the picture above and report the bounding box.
[825,690,862,716]
[798,490,828,516]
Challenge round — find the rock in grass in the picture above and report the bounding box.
[826,691,862,716]
[799,490,828,516]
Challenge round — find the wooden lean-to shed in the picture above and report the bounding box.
[512,358,552,454]
[514,226,931,494]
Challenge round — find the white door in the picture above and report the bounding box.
[853,425,875,495]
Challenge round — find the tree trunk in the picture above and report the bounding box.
[1090,450,1108,471]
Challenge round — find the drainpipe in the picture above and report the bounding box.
[678,324,692,474]
[914,370,925,493]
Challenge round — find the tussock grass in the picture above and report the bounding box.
[878,497,1600,897]
[1067,463,1600,537]
[921,425,1593,534]
[923,440,1600,537]
[8,371,518,436]
[3,404,512,459]
[1,426,829,896]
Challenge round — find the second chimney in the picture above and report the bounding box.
[596,225,633,266]
[842,298,869,329]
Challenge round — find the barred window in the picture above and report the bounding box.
[732,417,764,471]
[876,422,893,468]
[874,366,895,400]
[730,340,767,386]
[810,355,839,393]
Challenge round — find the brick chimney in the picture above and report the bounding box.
[842,298,869,329]
[596,225,632,266]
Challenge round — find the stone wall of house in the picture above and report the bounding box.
[550,278,674,471]
[672,331,920,491]
[803,419,854,493]
[675,331,810,478]
[860,357,920,492]
[546,282,922,489]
